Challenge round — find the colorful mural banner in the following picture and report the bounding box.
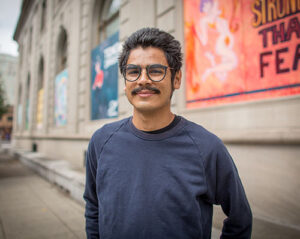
[54,69,68,126]
[36,88,44,129]
[90,31,119,120]
[184,0,300,108]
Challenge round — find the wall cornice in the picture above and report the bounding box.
[13,0,34,42]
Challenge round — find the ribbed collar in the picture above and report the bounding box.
[127,116,186,141]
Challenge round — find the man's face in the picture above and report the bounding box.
[124,47,181,114]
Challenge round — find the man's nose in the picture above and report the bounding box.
[137,69,151,84]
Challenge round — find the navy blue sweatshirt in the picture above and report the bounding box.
[84,117,252,239]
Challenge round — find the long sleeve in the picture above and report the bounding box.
[83,140,99,239]
[204,141,252,239]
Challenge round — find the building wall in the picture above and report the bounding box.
[227,143,300,227]
[13,0,300,229]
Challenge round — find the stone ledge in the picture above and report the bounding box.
[11,148,85,205]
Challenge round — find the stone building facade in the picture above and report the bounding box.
[13,0,300,231]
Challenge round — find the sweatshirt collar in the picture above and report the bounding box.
[127,116,185,141]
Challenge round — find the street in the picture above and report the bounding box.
[0,152,85,239]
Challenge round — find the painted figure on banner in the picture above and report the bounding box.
[196,0,238,82]
[92,60,104,90]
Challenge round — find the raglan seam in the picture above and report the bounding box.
[183,125,209,197]
[96,119,128,165]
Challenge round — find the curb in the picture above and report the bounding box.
[10,147,85,205]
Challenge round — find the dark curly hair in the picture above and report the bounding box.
[119,28,182,83]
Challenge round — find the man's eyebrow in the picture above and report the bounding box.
[149,64,165,68]
[126,64,165,68]
[126,64,139,68]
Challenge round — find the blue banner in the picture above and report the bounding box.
[91,32,119,120]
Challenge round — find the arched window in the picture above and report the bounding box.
[36,57,44,129]
[29,26,33,53]
[38,57,44,91]
[25,74,30,130]
[55,28,68,126]
[96,0,120,45]
[56,27,68,74]
[90,0,120,121]
[40,0,47,32]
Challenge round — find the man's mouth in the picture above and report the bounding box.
[137,90,156,97]
[131,86,160,96]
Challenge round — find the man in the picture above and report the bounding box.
[84,28,252,239]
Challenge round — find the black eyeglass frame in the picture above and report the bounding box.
[123,64,173,82]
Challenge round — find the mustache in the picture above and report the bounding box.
[131,85,161,95]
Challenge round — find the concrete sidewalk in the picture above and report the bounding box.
[3,145,300,238]
[0,152,85,239]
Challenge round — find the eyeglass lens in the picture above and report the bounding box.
[125,64,167,82]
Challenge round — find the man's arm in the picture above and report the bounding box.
[204,141,252,239]
[83,140,99,239]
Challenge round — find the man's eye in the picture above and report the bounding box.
[149,68,164,75]
[127,69,140,75]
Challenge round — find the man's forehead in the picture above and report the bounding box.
[130,46,165,54]
[127,46,168,64]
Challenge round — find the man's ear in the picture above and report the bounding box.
[173,70,182,90]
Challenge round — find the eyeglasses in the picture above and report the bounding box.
[123,64,172,82]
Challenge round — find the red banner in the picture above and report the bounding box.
[184,0,300,108]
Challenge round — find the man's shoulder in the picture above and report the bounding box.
[90,117,130,143]
[181,117,224,149]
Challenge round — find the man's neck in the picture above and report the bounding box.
[132,109,175,132]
